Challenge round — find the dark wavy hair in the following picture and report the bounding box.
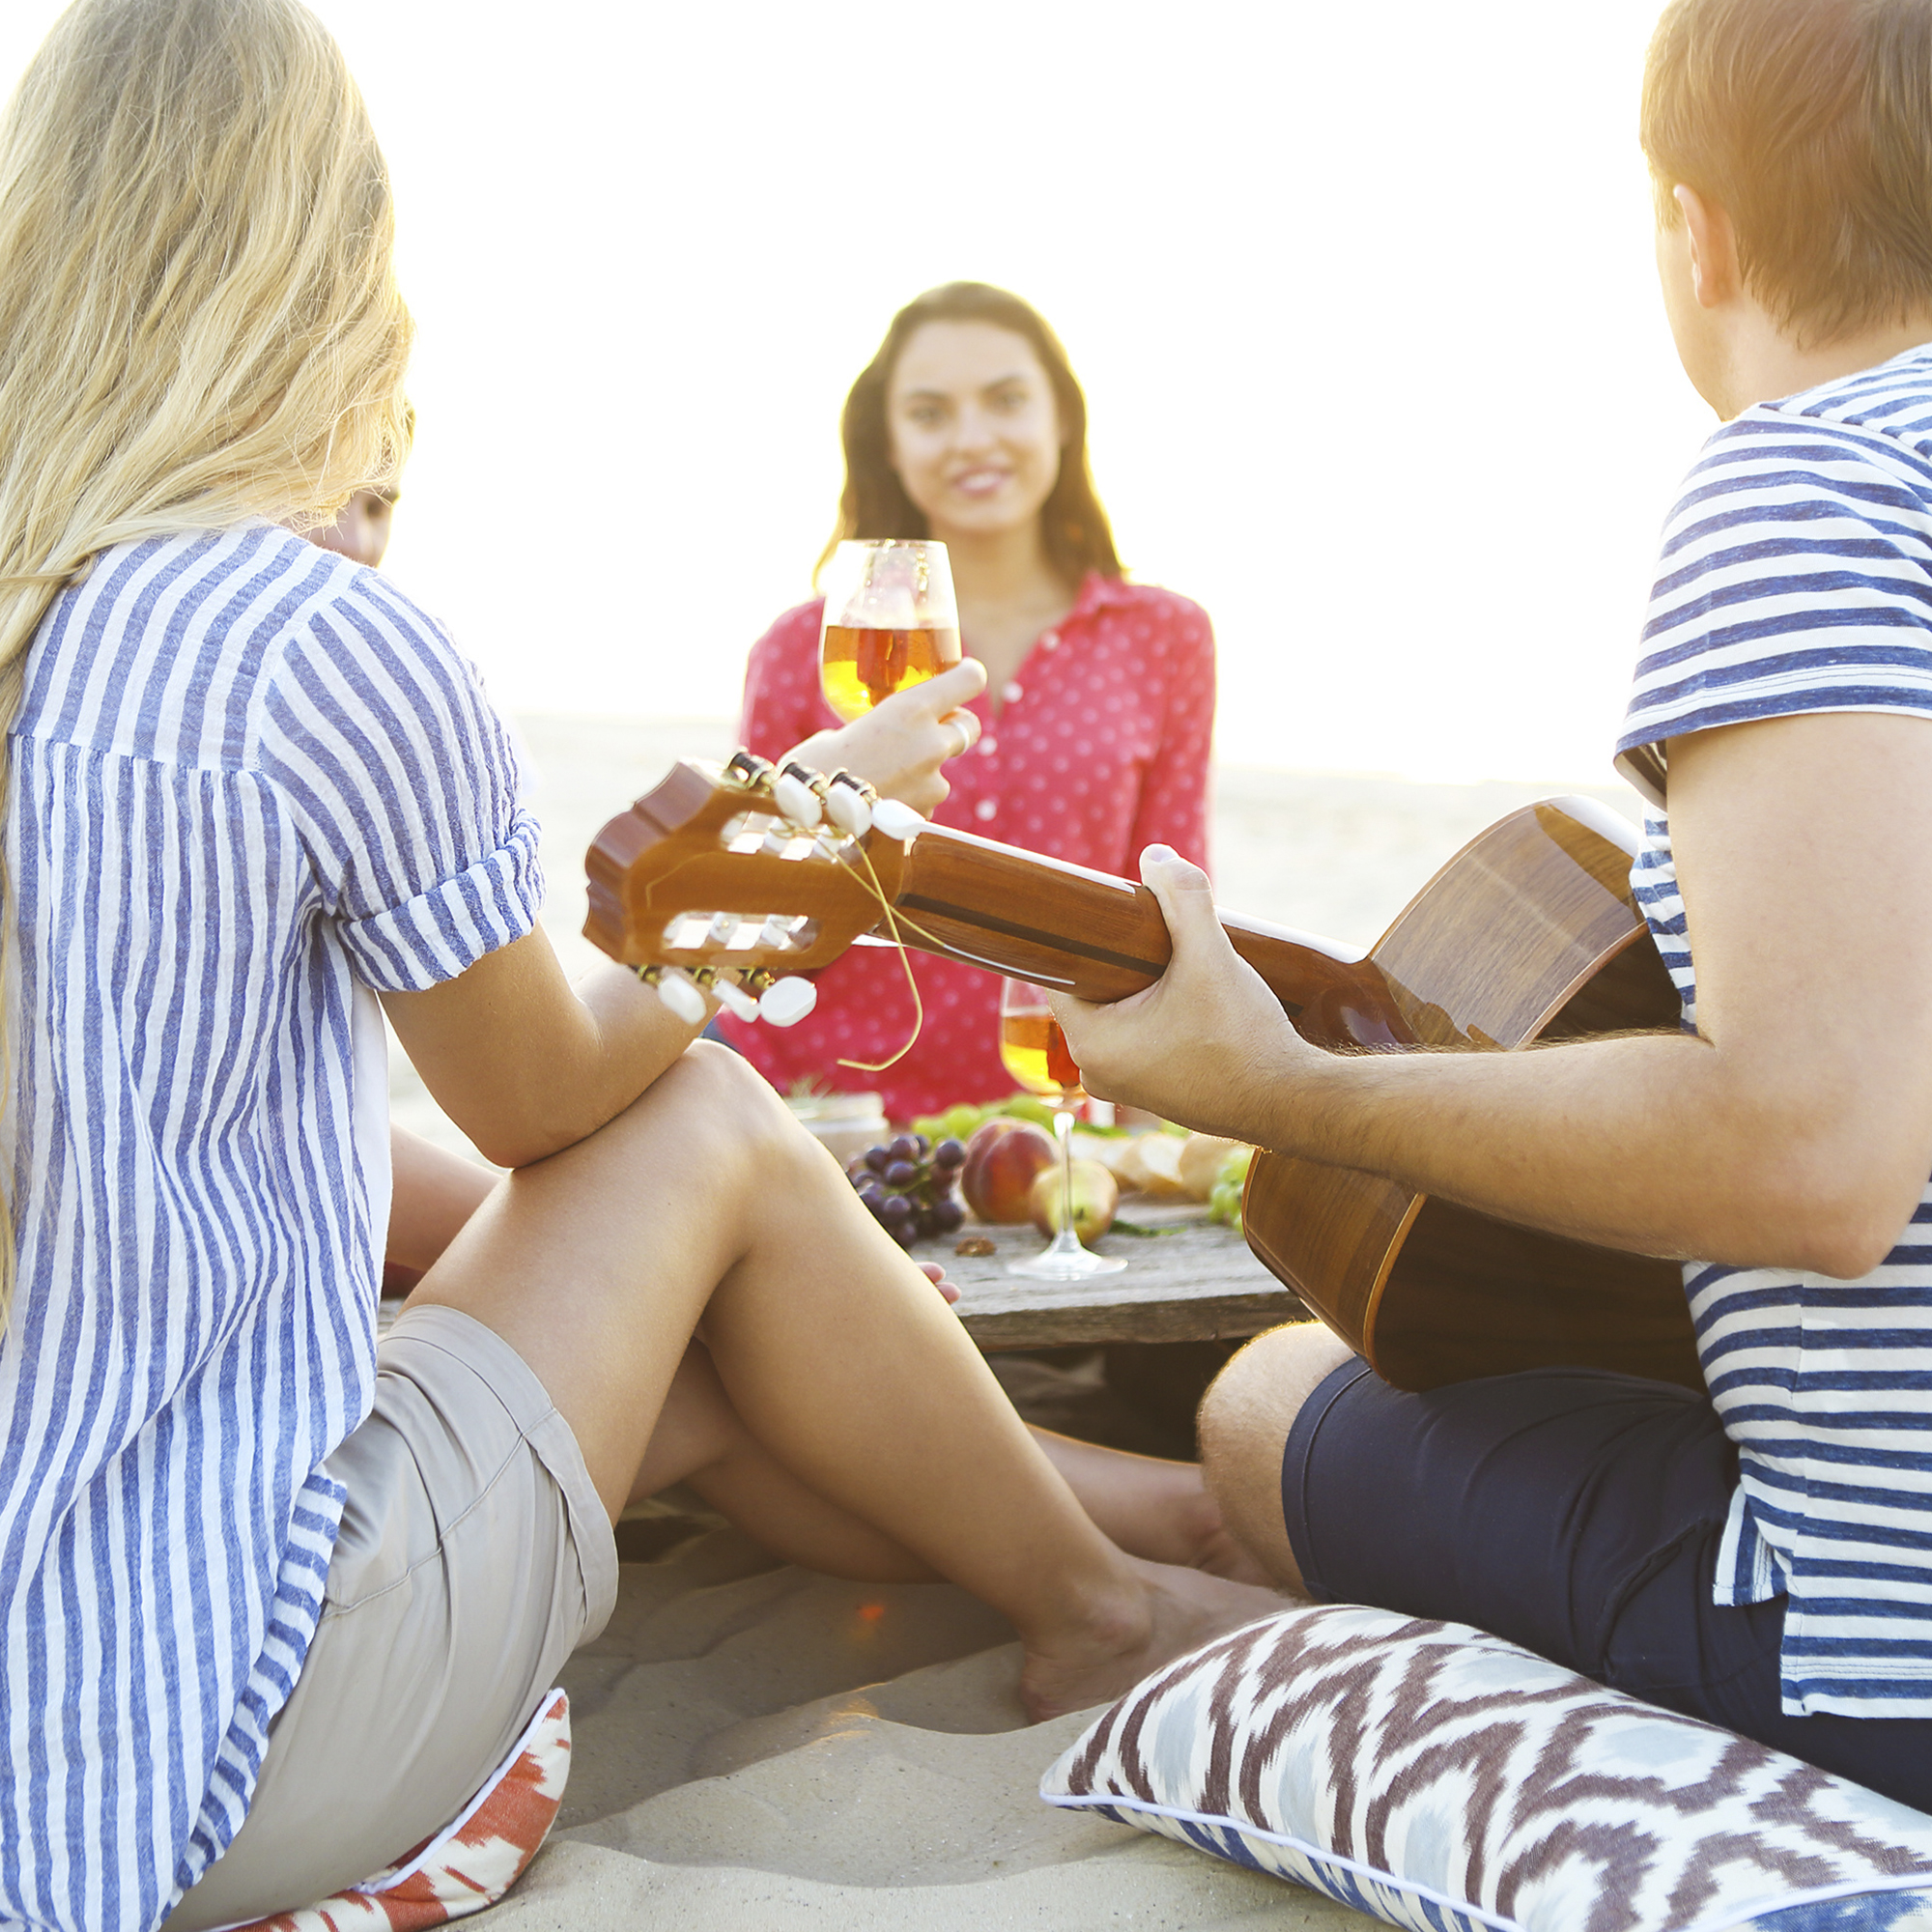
[816,282,1122,585]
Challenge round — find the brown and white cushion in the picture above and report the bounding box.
[1041,1605,1932,1932]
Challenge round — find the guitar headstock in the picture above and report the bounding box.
[584,751,924,1026]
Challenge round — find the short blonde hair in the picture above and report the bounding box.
[0,0,412,1314]
[1642,0,1932,345]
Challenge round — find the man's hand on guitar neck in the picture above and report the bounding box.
[1054,713,1932,1282]
[1049,844,1315,1143]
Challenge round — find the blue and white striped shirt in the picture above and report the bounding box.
[1617,342,1932,1719]
[0,526,541,1931]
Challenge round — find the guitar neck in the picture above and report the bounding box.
[882,822,1406,1046]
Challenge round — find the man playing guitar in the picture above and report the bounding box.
[1052,0,1932,1811]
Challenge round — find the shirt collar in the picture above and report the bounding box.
[1067,571,1134,620]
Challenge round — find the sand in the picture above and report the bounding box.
[389,718,1644,1925]
[487,1519,1365,1930]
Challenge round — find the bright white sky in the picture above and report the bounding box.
[3,0,1712,784]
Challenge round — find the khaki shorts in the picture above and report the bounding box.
[169,1305,619,1932]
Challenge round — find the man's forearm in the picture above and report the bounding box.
[1251,1030,1698,1255]
[1188,1017,1895,1281]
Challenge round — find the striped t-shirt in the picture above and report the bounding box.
[1616,341,1932,1719]
[0,526,542,1932]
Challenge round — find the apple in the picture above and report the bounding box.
[960,1119,1057,1223]
[1030,1159,1120,1242]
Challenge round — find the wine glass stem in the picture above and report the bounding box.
[1055,1107,1076,1248]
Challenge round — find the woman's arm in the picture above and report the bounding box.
[383,934,708,1169]
[1052,710,1932,1280]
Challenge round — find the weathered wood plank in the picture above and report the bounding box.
[938,1203,1309,1352]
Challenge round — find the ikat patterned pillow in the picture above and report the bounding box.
[224,1688,570,1931]
[1041,1605,1932,1932]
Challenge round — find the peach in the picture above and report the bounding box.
[960,1120,1057,1223]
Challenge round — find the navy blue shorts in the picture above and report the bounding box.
[1281,1357,1932,1811]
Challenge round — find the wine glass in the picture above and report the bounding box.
[819,539,961,722]
[998,979,1127,1281]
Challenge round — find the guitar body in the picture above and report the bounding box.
[1241,797,1702,1391]
[584,765,1704,1393]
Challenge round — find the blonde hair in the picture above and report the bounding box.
[0,0,413,1313]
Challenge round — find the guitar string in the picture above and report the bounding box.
[824,837,1070,1072]
[720,812,1074,1071]
[831,842,927,1073]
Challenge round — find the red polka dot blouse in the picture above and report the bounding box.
[717,572,1215,1122]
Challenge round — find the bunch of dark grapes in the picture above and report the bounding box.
[847,1133,967,1247]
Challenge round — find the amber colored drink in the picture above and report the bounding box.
[1000,1009,1084,1101]
[820,624,962,723]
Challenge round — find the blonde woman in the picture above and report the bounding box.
[0,6,1274,1929]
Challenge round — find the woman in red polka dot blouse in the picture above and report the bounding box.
[721,282,1216,1122]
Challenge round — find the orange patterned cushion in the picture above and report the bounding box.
[224,1689,570,1932]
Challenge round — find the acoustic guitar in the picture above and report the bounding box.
[584,753,1701,1393]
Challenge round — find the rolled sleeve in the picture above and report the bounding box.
[336,807,545,992]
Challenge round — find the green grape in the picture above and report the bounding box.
[997,1094,1058,1130]
[1208,1147,1254,1234]
[911,1101,996,1146]
[1215,1146,1255,1188]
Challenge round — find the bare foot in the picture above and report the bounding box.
[1029,1430,1273,1585]
[1017,1557,1288,1722]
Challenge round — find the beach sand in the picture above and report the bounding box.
[389,718,1644,1927]
[493,1520,1363,1931]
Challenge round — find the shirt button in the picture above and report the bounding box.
[1003,682,1023,704]
[974,798,998,822]
[979,735,997,755]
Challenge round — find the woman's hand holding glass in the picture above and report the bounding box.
[781,657,985,818]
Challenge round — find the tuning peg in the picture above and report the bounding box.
[741,967,816,1026]
[823,770,875,838]
[725,750,776,790]
[870,798,926,841]
[638,965,708,1026]
[712,975,763,1023]
[692,967,761,1022]
[772,759,824,830]
[759,976,817,1027]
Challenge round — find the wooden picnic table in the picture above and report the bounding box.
[941,1200,1307,1353]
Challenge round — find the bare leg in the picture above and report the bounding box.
[1197,1321,1352,1595]
[631,1343,939,1583]
[1028,1430,1270,1584]
[626,1349,1263,1586]
[409,1044,1282,1719]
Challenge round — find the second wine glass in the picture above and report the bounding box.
[998,979,1127,1281]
